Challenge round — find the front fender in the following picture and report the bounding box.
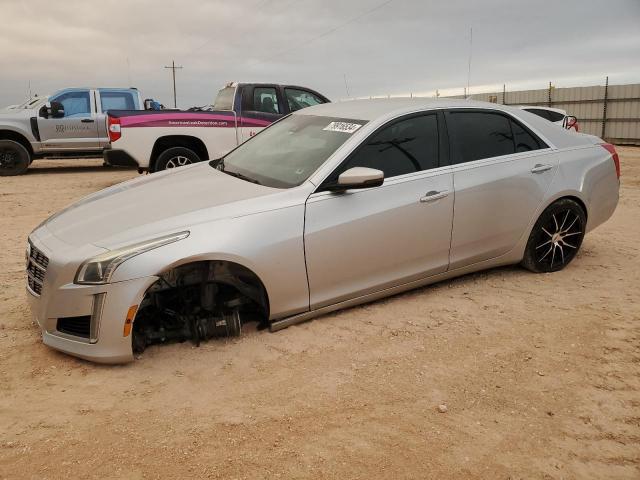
[109,206,309,320]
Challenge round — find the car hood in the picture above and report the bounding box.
[43,163,282,249]
[0,108,33,118]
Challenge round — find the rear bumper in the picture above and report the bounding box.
[103,146,139,167]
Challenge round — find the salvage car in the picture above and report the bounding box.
[26,98,620,363]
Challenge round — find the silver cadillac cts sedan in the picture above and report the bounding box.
[26,99,620,363]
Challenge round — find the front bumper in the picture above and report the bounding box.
[27,230,158,364]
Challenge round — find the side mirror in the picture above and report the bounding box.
[50,101,65,118]
[325,167,384,191]
[41,101,65,119]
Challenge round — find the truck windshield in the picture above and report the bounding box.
[213,87,235,110]
[213,114,368,189]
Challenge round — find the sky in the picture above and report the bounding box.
[1,0,639,108]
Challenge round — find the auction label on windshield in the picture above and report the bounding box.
[323,121,363,134]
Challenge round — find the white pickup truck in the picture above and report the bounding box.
[0,88,146,175]
[103,82,330,172]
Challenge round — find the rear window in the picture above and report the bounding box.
[213,87,235,110]
[546,110,565,122]
[100,90,138,112]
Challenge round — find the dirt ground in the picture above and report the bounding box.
[0,149,639,480]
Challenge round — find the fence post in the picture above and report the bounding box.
[601,76,609,140]
[502,84,506,105]
[548,82,552,107]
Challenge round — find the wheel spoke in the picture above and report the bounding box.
[552,214,559,232]
[559,210,569,231]
[562,215,579,233]
[562,240,577,249]
[558,243,565,264]
[550,244,556,267]
[562,231,582,238]
[536,239,552,249]
[539,245,553,262]
[542,227,554,238]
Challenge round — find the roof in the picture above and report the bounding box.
[296,97,526,121]
[296,97,598,150]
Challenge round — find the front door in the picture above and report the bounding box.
[304,112,454,309]
[38,89,100,151]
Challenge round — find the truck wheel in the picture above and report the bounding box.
[155,147,200,172]
[0,140,30,176]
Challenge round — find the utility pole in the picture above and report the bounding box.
[164,60,183,108]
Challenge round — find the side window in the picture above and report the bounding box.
[447,111,515,163]
[525,108,552,121]
[546,110,565,122]
[332,114,439,181]
[51,90,91,118]
[284,88,325,112]
[511,119,544,152]
[253,87,280,114]
[100,91,138,112]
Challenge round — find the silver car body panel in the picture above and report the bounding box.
[26,98,619,363]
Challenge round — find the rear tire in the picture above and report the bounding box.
[0,140,30,176]
[521,198,586,273]
[154,147,200,172]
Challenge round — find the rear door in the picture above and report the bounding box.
[304,112,454,309]
[37,89,101,151]
[445,109,558,269]
[238,85,283,142]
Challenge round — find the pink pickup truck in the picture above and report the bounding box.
[104,82,330,172]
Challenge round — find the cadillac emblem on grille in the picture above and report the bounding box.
[26,241,49,296]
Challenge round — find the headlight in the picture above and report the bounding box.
[75,231,189,285]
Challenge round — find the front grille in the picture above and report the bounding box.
[57,316,91,338]
[26,242,49,296]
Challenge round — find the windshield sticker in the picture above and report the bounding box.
[323,121,363,134]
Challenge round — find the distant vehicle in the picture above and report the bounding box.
[27,99,619,363]
[103,82,330,172]
[518,106,579,131]
[0,88,144,176]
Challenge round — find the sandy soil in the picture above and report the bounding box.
[0,150,639,479]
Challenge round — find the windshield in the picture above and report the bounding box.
[213,114,368,188]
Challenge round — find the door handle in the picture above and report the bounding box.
[420,190,449,203]
[81,119,95,123]
[531,163,553,174]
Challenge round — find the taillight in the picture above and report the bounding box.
[601,143,620,179]
[108,116,121,142]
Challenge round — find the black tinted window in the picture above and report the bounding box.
[546,110,565,122]
[447,112,514,163]
[335,114,439,179]
[525,108,552,120]
[512,120,544,152]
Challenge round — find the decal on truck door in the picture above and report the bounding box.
[118,112,271,129]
